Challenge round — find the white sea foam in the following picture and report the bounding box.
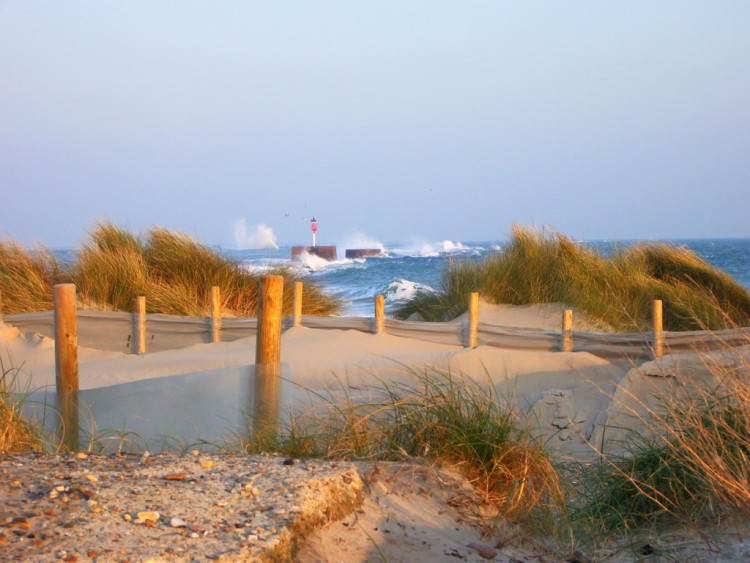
[233,220,279,250]
[240,260,289,275]
[297,251,354,271]
[384,278,436,303]
[439,240,466,252]
[339,231,385,253]
[391,239,472,257]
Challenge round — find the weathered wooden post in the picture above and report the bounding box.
[374,294,385,334]
[132,296,147,354]
[254,275,284,436]
[653,299,664,358]
[211,286,222,343]
[54,283,79,451]
[467,292,479,348]
[293,281,303,328]
[561,308,574,352]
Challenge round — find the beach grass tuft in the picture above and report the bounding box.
[0,239,63,314]
[572,340,750,539]
[245,368,564,521]
[395,225,750,331]
[1,222,341,317]
[0,360,44,453]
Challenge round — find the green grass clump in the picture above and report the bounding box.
[395,225,750,331]
[2,222,340,317]
[574,354,750,537]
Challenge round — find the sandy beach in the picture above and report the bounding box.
[2,302,750,561]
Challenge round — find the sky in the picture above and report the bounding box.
[1,2,749,249]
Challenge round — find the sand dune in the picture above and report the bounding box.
[2,302,729,460]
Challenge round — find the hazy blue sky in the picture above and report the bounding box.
[2,2,749,249]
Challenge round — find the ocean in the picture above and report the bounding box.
[224,239,750,317]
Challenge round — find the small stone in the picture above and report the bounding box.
[76,452,88,460]
[137,511,160,523]
[123,514,132,522]
[189,532,200,539]
[200,460,215,469]
[86,474,99,483]
[170,517,187,528]
[164,472,188,481]
[467,541,498,559]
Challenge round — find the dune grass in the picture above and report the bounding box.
[571,340,750,545]
[0,360,44,453]
[1,222,341,317]
[0,239,64,314]
[244,368,564,521]
[395,225,750,331]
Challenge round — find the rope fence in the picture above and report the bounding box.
[5,289,749,358]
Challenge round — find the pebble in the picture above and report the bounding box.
[170,517,188,528]
[136,511,161,523]
[467,541,498,559]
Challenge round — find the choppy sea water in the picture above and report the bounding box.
[223,239,750,317]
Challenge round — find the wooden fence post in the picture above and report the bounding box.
[293,281,303,328]
[132,296,147,354]
[254,275,284,435]
[374,294,385,334]
[652,299,664,358]
[54,283,79,451]
[467,292,479,348]
[561,308,573,352]
[211,286,222,343]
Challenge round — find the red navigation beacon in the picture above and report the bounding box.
[310,217,318,247]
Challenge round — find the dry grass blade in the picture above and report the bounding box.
[0,240,60,314]
[0,360,44,453]
[574,331,750,537]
